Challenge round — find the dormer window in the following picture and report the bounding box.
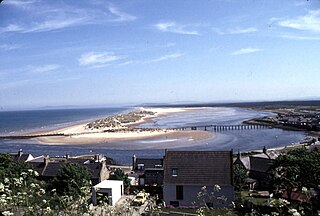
[172,168,178,176]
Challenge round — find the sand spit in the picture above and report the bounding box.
[23,107,214,146]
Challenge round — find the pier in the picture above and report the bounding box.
[176,124,270,131]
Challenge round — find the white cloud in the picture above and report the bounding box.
[279,34,320,40]
[231,48,263,56]
[118,61,134,66]
[0,44,20,50]
[277,10,320,32]
[0,24,24,33]
[154,22,199,35]
[214,27,257,35]
[79,52,121,66]
[29,64,60,73]
[3,0,38,8]
[0,2,137,34]
[147,53,184,63]
[108,6,137,22]
[24,17,88,33]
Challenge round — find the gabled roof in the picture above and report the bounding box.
[10,152,34,162]
[233,156,250,170]
[164,151,233,186]
[28,161,46,175]
[249,156,273,173]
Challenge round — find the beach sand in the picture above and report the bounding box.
[32,107,214,147]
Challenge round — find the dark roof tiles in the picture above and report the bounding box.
[164,151,233,185]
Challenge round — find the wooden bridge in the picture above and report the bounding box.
[175,124,270,131]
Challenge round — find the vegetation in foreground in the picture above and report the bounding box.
[1,148,320,215]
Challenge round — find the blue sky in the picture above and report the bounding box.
[1,0,320,110]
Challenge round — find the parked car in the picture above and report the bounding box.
[132,192,148,206]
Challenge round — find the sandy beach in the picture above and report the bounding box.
[31,107,214,146]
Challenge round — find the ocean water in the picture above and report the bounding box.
[0,107,129,135]
[0,107,308,164]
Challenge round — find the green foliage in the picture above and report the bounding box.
[0,153,32,181]
[233,164,248,192]
[0,153,52,215]
[50,163,91,198]
[109,168,131,189]
[271,148,320,200]
[0,153,137,215]
[195,185,231,216]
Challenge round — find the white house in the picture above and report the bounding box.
[92,180,124,206]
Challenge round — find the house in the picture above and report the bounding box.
[92,180,124,206]
[249,155,274,190]
[10,149,34,162]
[233,151,250,170]
[131,155,164,186]
[27,154,112,184]
[163,150,234,208]
[233,152,256,190]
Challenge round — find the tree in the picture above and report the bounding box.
[109,168,131,189]
[0,153,32,181]
[51,163,91,198]
[271,148,320,201]
[233,164,248,192]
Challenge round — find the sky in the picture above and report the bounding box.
[1,0,320,110]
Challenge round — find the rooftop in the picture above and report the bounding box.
[164,151,233,186]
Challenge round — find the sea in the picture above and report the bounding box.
[0,107,309,164]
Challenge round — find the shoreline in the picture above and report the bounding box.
[1,107,214,147]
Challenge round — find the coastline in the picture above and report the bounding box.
[3,107,215,147]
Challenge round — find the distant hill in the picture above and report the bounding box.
[147,100,320,108]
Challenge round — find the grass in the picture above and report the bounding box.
[238,191,272,206]
[160,207,236,215]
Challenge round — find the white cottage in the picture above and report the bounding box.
[92,180,124,206]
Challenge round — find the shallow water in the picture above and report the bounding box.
[0,107,308,164]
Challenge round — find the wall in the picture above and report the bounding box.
[163,184,234,208]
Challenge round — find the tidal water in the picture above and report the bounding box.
[0,107,309,164]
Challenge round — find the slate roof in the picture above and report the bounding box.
[84,163,101,179]
[42,162,64,177]
[135,158,163,170]
[28,162,46,175]
[163,151,233,186]
[249,156,273,173]
[10,153,33,162]
[233,156,250,170]
[40,161,102,179]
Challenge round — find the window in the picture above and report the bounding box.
[172,168,178,176]
[176,185,183,200]
[137,163,144,170]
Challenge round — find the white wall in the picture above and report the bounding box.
[92,180,124,206]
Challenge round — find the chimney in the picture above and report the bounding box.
[94,154,100,162]
[237,150,241,160]
[43,155,49,166]
[132,154,136,171]
[263,146,271,159]
[18,149,23,157]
